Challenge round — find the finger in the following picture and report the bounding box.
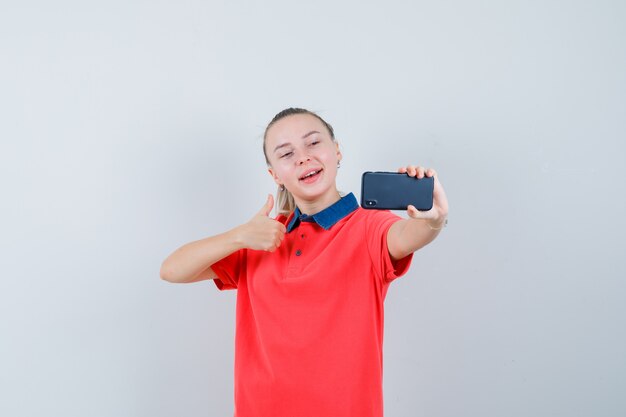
[274,226,286,241]
[257,194,274,216]
[398,166,407,174]
[408,204,431,219]
[407,165,417,177]
[407,204,420,218]
[274,232,284,249]
[417,166,425,179]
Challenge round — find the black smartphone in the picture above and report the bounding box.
[361,171,434,211]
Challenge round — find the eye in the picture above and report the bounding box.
[309,140,320,146]
[280,151,293,159]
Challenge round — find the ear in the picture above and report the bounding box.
[335,141,342,163]
[267,167,283,187]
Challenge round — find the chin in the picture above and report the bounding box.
[299,185,336,200]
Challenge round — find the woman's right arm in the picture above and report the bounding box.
[160,229,244,283]
[160,195,286,284]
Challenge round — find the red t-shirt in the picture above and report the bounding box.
[211,205,413,417]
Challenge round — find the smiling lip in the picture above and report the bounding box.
[299,168,323,180]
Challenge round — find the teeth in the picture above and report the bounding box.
[302,170,319,179]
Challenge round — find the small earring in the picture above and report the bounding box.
[280,185,285,191]
[337,161,341,168]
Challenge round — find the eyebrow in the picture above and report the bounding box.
[273,130,320,153]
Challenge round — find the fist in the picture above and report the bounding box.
[240,194,286,252]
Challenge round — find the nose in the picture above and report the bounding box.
[297,153,311,165]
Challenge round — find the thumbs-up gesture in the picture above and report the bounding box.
[237,194,287,252]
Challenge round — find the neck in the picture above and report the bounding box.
[294,189,341,215]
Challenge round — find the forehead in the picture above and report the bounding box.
[265,113,328,145]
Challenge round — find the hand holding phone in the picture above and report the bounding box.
[361,171,434,211]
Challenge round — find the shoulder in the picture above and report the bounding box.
[353,207,402,222]
[355,208,404,240]
[339,207,402,235]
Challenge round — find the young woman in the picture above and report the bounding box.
[161,108,449,417]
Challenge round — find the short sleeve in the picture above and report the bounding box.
[211,249,247,291]
[365,210,413,283]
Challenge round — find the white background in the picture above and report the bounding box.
[1,1,625,416]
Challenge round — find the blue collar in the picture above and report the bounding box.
[286,192,359,232]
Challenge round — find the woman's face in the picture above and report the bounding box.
[265,113,342,205]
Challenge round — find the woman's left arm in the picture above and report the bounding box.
[386,165,449,261]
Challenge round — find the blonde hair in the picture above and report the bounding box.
[263,108,337,216]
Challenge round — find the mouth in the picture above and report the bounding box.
[299,168,323,183]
